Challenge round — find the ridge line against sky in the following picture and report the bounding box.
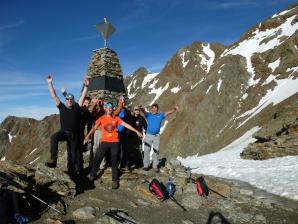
[0,0,296,122]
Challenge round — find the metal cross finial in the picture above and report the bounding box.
[96,17,116,48]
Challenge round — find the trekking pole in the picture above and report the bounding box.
[104,209,137,224]
[208,188,228,199]
[0,172,63,214]
[169,196,187,212]
[27,192,63,214]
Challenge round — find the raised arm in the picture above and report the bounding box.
[114,96,124,116]
[138,106,147,116]
[47,75,61,106]
[78,77,89,107]
[61,86,67,98]
[121,121,143,138]
[165,105,179,117]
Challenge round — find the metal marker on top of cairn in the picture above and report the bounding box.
[86,18,127,105]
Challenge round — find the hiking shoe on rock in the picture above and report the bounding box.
[45,160,57,168]
[142,167,150,171]
[112,181,119,189]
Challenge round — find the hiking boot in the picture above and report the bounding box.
[112,181,119,189]
[153,168,160,173]
[45,160,57,168]
[87,174,96,182]
[142,167,150,171]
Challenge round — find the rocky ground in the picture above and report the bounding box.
[2,160,298,224]
[241,118,298,160]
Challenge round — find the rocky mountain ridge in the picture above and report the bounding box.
[0,4,298,224]
[0,4,298,163]
[125,4,298,159]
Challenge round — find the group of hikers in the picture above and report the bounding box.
[45,75,178,189]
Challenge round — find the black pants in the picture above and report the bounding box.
[50,130,79,174]
[129,135,143,168]
[91,142,119,181]
[119,132,129,168]
[77,131,85,173]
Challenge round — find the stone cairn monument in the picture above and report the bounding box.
[86,18,126,105]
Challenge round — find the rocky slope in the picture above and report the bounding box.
[241,118,298,160]
[0,115,63,164]
[126,4,298,159]
[2,160,297,224]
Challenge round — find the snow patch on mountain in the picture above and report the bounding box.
[191,78,205,90]
[8,133,16,143]
[198,43,215,73]
[268,58,281,72]
[223,15,298,87]
[160,120,169,134]
[206,85,213,94]
[128,87,139,99]
[217,78,223,92]
[178,126,298,201]
[180,51,189,68]
[25,148,38,158]
[237,76,298,127]
[171,86,181,93]
[149,82,169,105]
[142,72,159,89]
[241,93,248,100]
[262,74,276,86]
[272,8,293,18]
[29,156,40,165]
[287,66,298,73]
[127,77,137,99]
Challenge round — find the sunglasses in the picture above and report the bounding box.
[134,109,139,111]
[66,98,73,101]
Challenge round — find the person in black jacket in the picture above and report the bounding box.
[45,75,89,177]
[128,106,147,169]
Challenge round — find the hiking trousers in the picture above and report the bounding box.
[50,130,79,174]
[143,133,160,169]
[89,129,106,171]
[91,142,120,181]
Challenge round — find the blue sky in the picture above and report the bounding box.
[0,0,296,122]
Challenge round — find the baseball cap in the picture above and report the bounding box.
[104,102,113,108]
[65,93,74,100]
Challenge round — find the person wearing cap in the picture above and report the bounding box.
[83,102,143,189]
[61,88,93,174]
[45,75,89,177]
[139,103,178,173]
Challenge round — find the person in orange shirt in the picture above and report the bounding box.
[83,102,143,189]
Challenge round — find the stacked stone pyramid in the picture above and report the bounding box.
[86,47,127,105]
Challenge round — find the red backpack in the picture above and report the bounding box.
[196,176,209,197]
[149,178,169,201]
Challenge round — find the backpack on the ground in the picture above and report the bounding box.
[149,178,169,201]
[165,180,176,197]
[196,176,209,197]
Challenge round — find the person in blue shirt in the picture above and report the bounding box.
[139,103,178,172]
